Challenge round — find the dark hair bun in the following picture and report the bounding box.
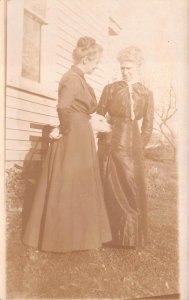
[77,37,96,49]
[72,36,103,64]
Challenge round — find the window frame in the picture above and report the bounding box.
[7,0,56,99]
[21,2,47,84]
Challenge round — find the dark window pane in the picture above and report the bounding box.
[22,13,41,82]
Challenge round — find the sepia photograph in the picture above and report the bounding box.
[1,0,189,299]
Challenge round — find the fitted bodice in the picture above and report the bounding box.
[58,65,97,115]
[97,81,154,148]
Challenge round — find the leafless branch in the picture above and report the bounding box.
[153,82,177,160]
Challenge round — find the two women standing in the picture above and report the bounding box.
[22,37,154,253]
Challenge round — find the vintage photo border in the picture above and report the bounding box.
[0,0,189,299]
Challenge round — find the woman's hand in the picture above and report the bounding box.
[90,113,112,133]
[49,126,63,140]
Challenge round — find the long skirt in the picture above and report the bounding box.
[98,118,147,248]
[22,112,112,253]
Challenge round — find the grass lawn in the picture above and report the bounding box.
[6,158,178,299]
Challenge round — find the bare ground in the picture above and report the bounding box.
[6,159,179,299]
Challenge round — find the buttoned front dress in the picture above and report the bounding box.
[22,66,112,253]
[97,81,154,248]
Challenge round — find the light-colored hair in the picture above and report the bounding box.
[117,46,143,66]
[72,36,103,64]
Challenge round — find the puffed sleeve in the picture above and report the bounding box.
[57,75,80,135]
[141,90,154,147]
[96,85,110,116]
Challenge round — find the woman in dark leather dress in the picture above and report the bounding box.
[22,37,112,253]
[97,46,154,248]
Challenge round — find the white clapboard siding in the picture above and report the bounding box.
[6,140,42,151]
[6,82,59,163]
[6,129,42,141]
[57,26,77,48]
[57,33,75,48]
[56,64,71,77]
[58,0,105,36]
[6,87,57,107]
[57,10,104,44]
[6,118,43,133]
[7,97,57,118]
[56,52,71,66]
[7,107,58,126]
[55,63,68,77]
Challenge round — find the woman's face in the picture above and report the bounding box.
[84,55,100,75]
[120,61,138,83]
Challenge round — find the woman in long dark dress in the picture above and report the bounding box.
[97,46,154,248]
[22,37,112,253]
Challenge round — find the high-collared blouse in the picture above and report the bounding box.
[97,81,154,147]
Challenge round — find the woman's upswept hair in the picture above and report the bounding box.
[117,46,144,66]
[72,36,103,64]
